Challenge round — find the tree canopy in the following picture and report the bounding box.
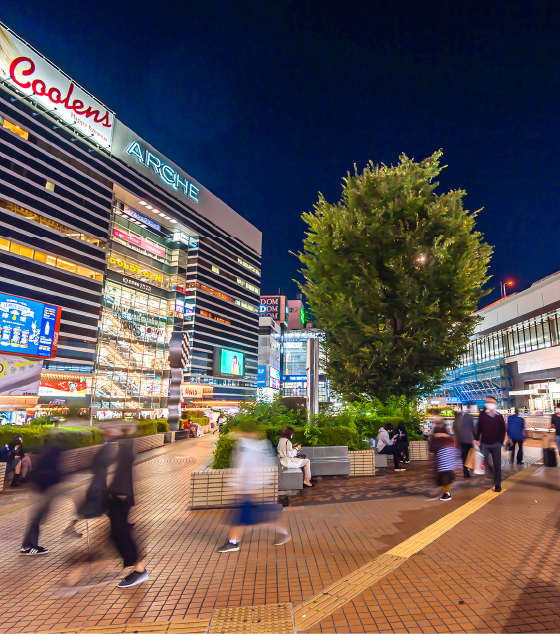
[297,151,492,400]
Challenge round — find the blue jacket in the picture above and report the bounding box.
[507,415,525,442]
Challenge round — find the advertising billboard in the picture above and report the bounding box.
[38,380,87,397]
[213,347,245,377]
[260,295,288,323]
[0,23,115,147]
[0,293,61,358]
[0,354,42,396]
[113,229,166,258]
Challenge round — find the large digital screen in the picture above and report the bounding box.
[0,294,61,358]
[217,348,245,376]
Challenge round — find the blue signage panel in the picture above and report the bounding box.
[0,293,61,358]
[257,365,266,387]
[282,375,307,383]
[124,205,161,231]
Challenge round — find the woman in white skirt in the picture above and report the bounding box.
[277,426,313,487]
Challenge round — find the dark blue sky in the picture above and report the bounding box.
[4,1,559,305]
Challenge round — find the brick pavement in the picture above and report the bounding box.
[0,438,558,634]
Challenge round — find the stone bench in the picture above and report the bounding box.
[277,460,303,491]
[300,446,351,477]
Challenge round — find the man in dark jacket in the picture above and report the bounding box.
[474,397,506,492]
[507,408,526,465]
[108,427,148,588]
[454,406,476,478]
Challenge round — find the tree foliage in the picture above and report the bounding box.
[297,151,492,400]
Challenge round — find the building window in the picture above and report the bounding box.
[2,117,29,140]
[0,236,103,281]
[236,277,260,295]
[212,265,220,274]
[45,180,55,192]
[237,257,260,275]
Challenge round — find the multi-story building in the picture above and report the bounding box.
[440,270,560,411]
[0,22,261,419]
[257,316,281,402]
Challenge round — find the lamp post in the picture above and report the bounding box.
[500,280,514,298]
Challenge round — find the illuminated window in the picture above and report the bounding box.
[212,265,220,274]
[237,257,260,275]
[237,277,260,294]
[2,117,29,140]
[0,236,102,280]
[45,181,55,192]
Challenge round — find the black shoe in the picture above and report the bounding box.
[117,569,148,588]
[440,493,452,501]
[10,474,20,488]
[516,461,525,465]
[20,546,49,555]
[217,541,240,553]
[494,485,502,492]
[464,472,471,478]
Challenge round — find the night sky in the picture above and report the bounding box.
[3,1,559,307]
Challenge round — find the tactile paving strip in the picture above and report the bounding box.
[294,553,405,630]
[208,603,294,634]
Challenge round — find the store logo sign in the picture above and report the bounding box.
[122,277,152,292]
[2,25,114,148]
[123,205,160,232]
[108,256,163,282]
[125,141,200,203]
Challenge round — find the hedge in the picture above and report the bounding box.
[0,425,105,452]
[154,419,170,433]
[212,434,236,469]
[134,420,158,437]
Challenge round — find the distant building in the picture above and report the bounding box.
[440,270,560,411]
[257,316,281,402]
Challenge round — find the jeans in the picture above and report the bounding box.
[379,445,400,469]
[460,442,473,476]
[396,442,410,462]
[22,488,55,548]
[556,436,560,454]
[482,443,502,488]
[510,440,523,464]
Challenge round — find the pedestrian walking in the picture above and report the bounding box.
[20,439,61,555]
[507,408,526,465]
[551,405,560,454]
[107,423,148,588]
[429,417,460,501]
[474,397,506,492]
[453,405,476,478]
[217,422,289,553]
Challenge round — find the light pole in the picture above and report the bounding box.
[500,280,514,298]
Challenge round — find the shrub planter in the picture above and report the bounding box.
[189,458,278,510]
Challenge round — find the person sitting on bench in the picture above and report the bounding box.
[375,424,405,471]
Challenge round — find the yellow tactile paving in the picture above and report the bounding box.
[293,466,539,630]
[208,603,294,633]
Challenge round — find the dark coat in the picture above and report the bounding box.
[78,442,113,518]
[107,440,135,503]
[34,446,62,492]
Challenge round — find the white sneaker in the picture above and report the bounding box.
[395,468,406,472]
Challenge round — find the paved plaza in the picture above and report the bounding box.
[0,436,559,634]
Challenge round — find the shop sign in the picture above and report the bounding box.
[445,397,462,403]
[182,384,205,398]
[1,25,114,147]
[38,380,87,397]
[282,375,307,382]
[123,205,161,231]
[0,293,61,359]
[0,353,42,396]
[257,365,266,387]
[124,142,200,203]
[113,229,166,258]
[108,257,163,282]
[122,277,152,293]
[260,295,288,323]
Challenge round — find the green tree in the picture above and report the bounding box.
[297,151,492,400]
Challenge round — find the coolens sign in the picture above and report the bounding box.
[0,24,114,147]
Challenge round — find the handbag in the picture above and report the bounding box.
[297,453,306,459]
[504,439,513,451]
[473,449,485,475]
[464,448,475,470]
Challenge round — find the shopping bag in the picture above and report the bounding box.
[543,447,557,467]
[464,448,475,470]
[473,449,485,475]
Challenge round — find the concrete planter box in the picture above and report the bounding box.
[409,440,429,460]
[189,458,278,510]
[348,450,377,476]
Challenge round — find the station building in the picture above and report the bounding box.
[0,22,260,419]
[440,270,560,411]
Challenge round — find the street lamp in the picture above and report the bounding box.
[500,280,514,298]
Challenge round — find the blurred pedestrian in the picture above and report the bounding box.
[453,405,476,478]
[20,439,61,555]
[474,397,506,492]
[107,422,148,588]
[507,408,526,465]
[429,417,460,501]
[551,405,560,454]
[218,423,289,553]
